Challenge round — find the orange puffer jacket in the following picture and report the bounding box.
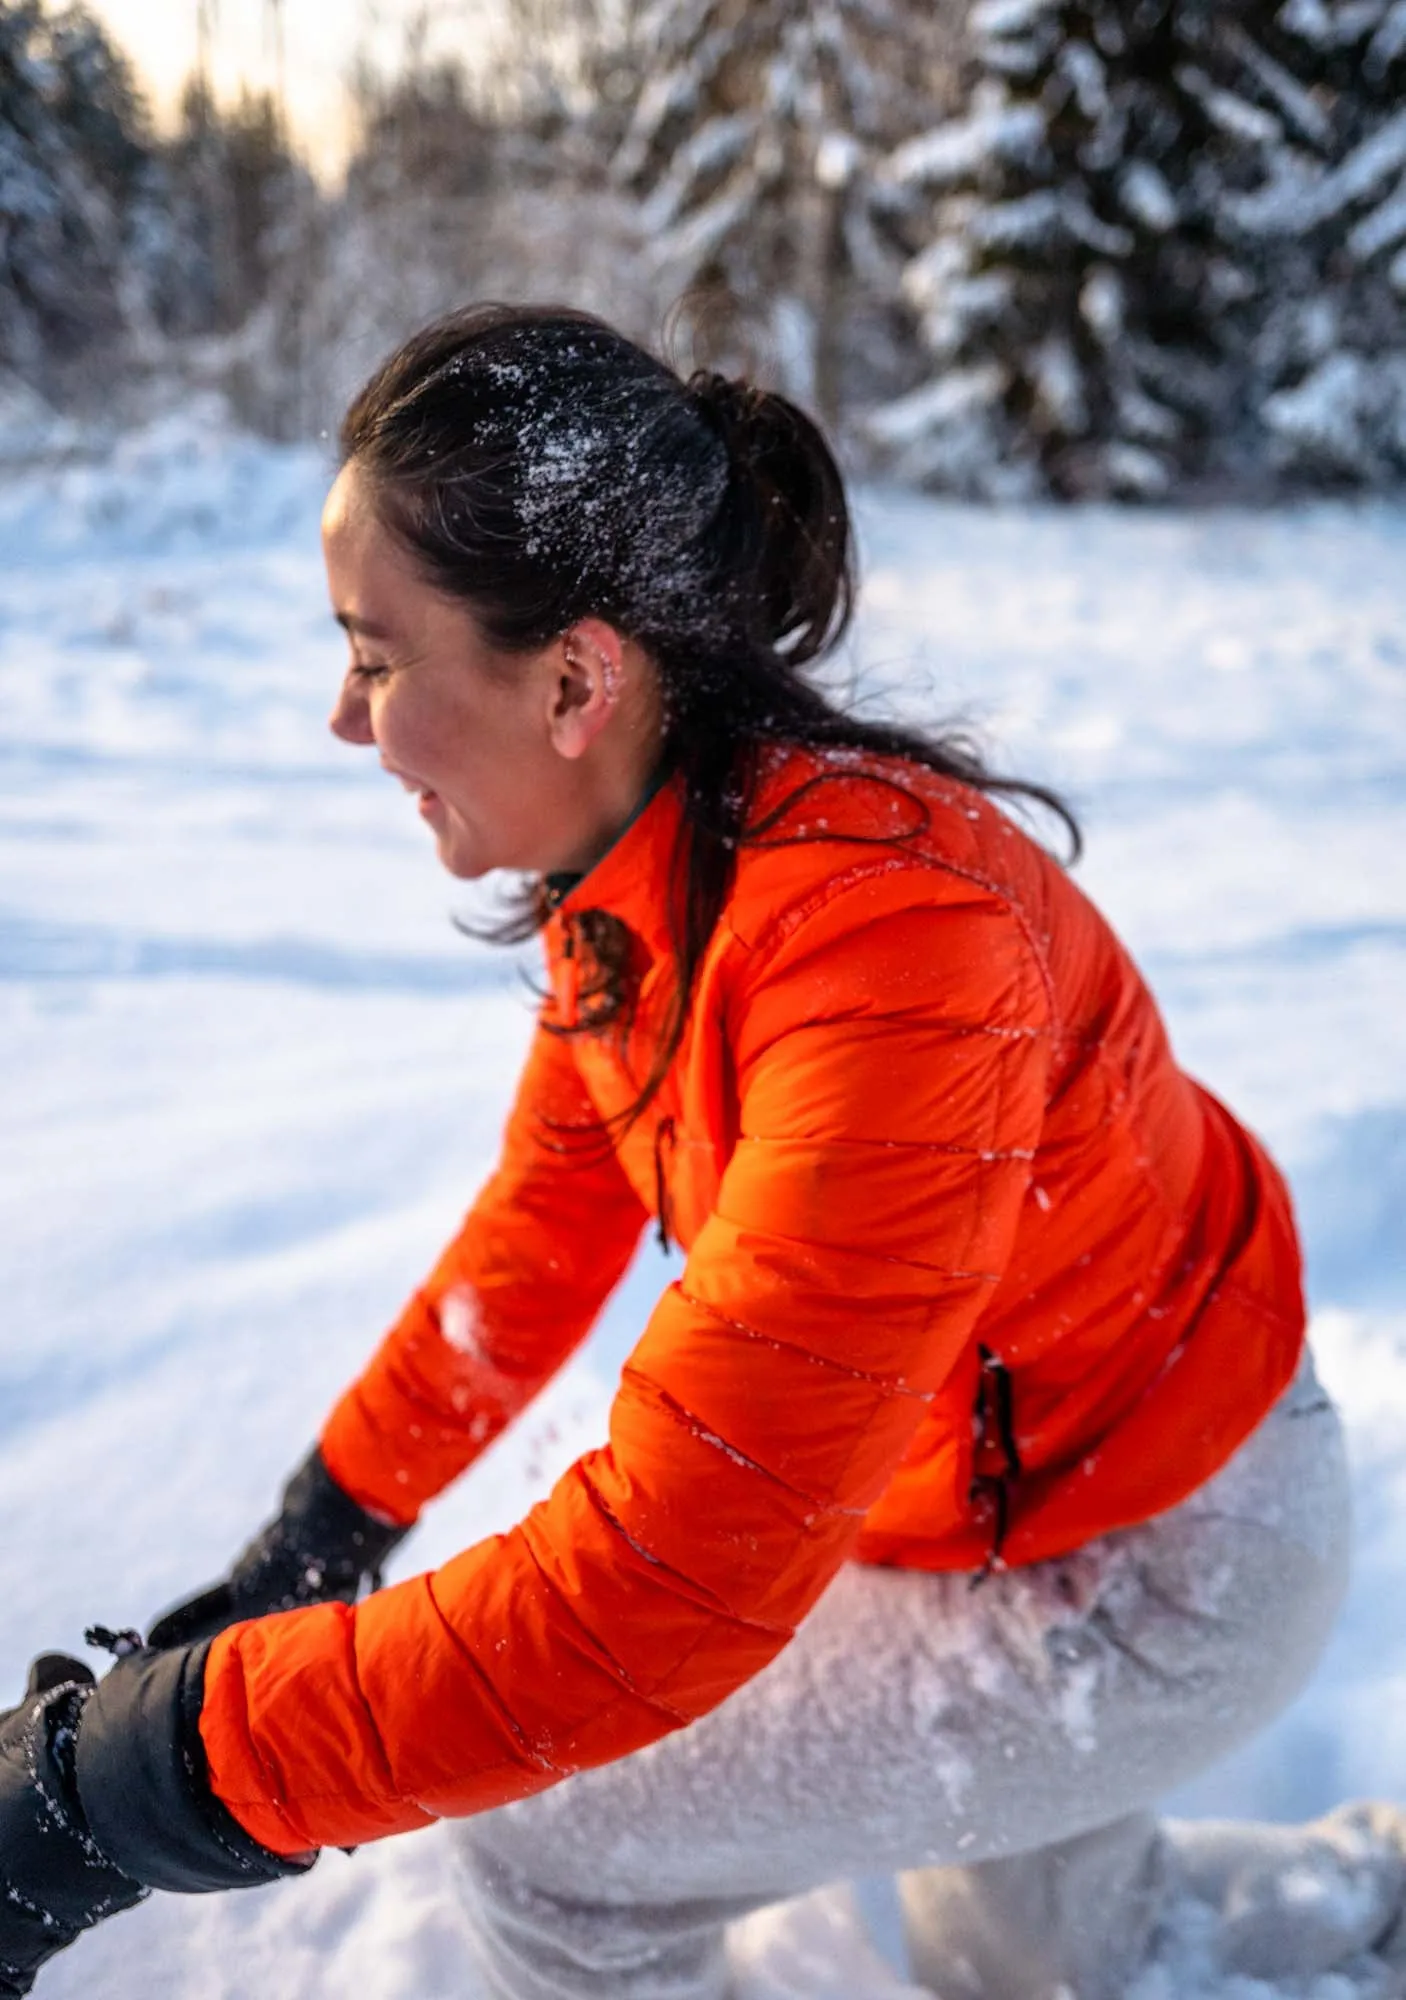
[199,748,1304,1856]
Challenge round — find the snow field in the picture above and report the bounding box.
[0,416,1403,1995]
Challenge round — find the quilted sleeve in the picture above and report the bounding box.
[199,869,1051,1854]
[318,1013,649,1523]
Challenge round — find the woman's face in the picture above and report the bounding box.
[321,462,652,880]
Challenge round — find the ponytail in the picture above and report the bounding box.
[685,371,853,668]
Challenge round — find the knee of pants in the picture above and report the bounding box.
[457,1821,729,1998]
[459,1823,584,1957]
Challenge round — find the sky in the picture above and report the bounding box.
[85,0,504,178]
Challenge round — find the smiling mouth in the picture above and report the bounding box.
[385,766,438,807]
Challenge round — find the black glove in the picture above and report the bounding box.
[0,1655,141,1997]
[147,1446,411,1650]
[0,1644,308,1995]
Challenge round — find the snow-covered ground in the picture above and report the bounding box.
[1,411,1403,1997]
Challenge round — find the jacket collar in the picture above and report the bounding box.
[542,743,915,975]
[546,765,684,967]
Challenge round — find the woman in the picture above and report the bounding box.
[0,306,1377,2000]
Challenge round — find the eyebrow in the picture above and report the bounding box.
[334,611,394,640]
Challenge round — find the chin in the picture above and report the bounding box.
[432,817,534,881]
[438,848,491,880]
[437,837,523,882]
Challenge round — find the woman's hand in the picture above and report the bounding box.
[0,1655,144,1996]
[147,1447,411,1649]
[1,1641,315,1994]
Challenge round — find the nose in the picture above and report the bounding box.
[329,672,374,746]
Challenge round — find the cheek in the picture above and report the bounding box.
[402,667,548,830]
[378,685,457,778]
[463,704,551,800]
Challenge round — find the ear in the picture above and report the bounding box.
[546,619,626,762]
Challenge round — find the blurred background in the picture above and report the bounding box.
[4,0,1405,495]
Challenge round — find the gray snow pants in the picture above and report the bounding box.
[455,1350,1352,2000]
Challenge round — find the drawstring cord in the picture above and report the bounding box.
[653,1115,676,1253]
[556,914,580,1026]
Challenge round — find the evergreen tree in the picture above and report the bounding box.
[154,79,311,340]
[344,41,498,208]
[613,0,949,422]
[0,0,156,393]
[874,0,1406,498]
[92,75,328,439]
[498,0,653,164]
[1218,0,1406,485]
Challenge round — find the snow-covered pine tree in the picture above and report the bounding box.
[869,0,1243,499]
[873,0,1406,498]
[497,0,652,167]
[1213,0,1406,486]
[0,0,158,396]
[153,79,311,345]
[612,0,955,423]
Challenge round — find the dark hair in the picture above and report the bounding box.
[340,303,1079,1122]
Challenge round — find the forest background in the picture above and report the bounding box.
[3,0,1406,501]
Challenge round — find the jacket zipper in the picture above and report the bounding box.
[969,1343,1022,1585]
